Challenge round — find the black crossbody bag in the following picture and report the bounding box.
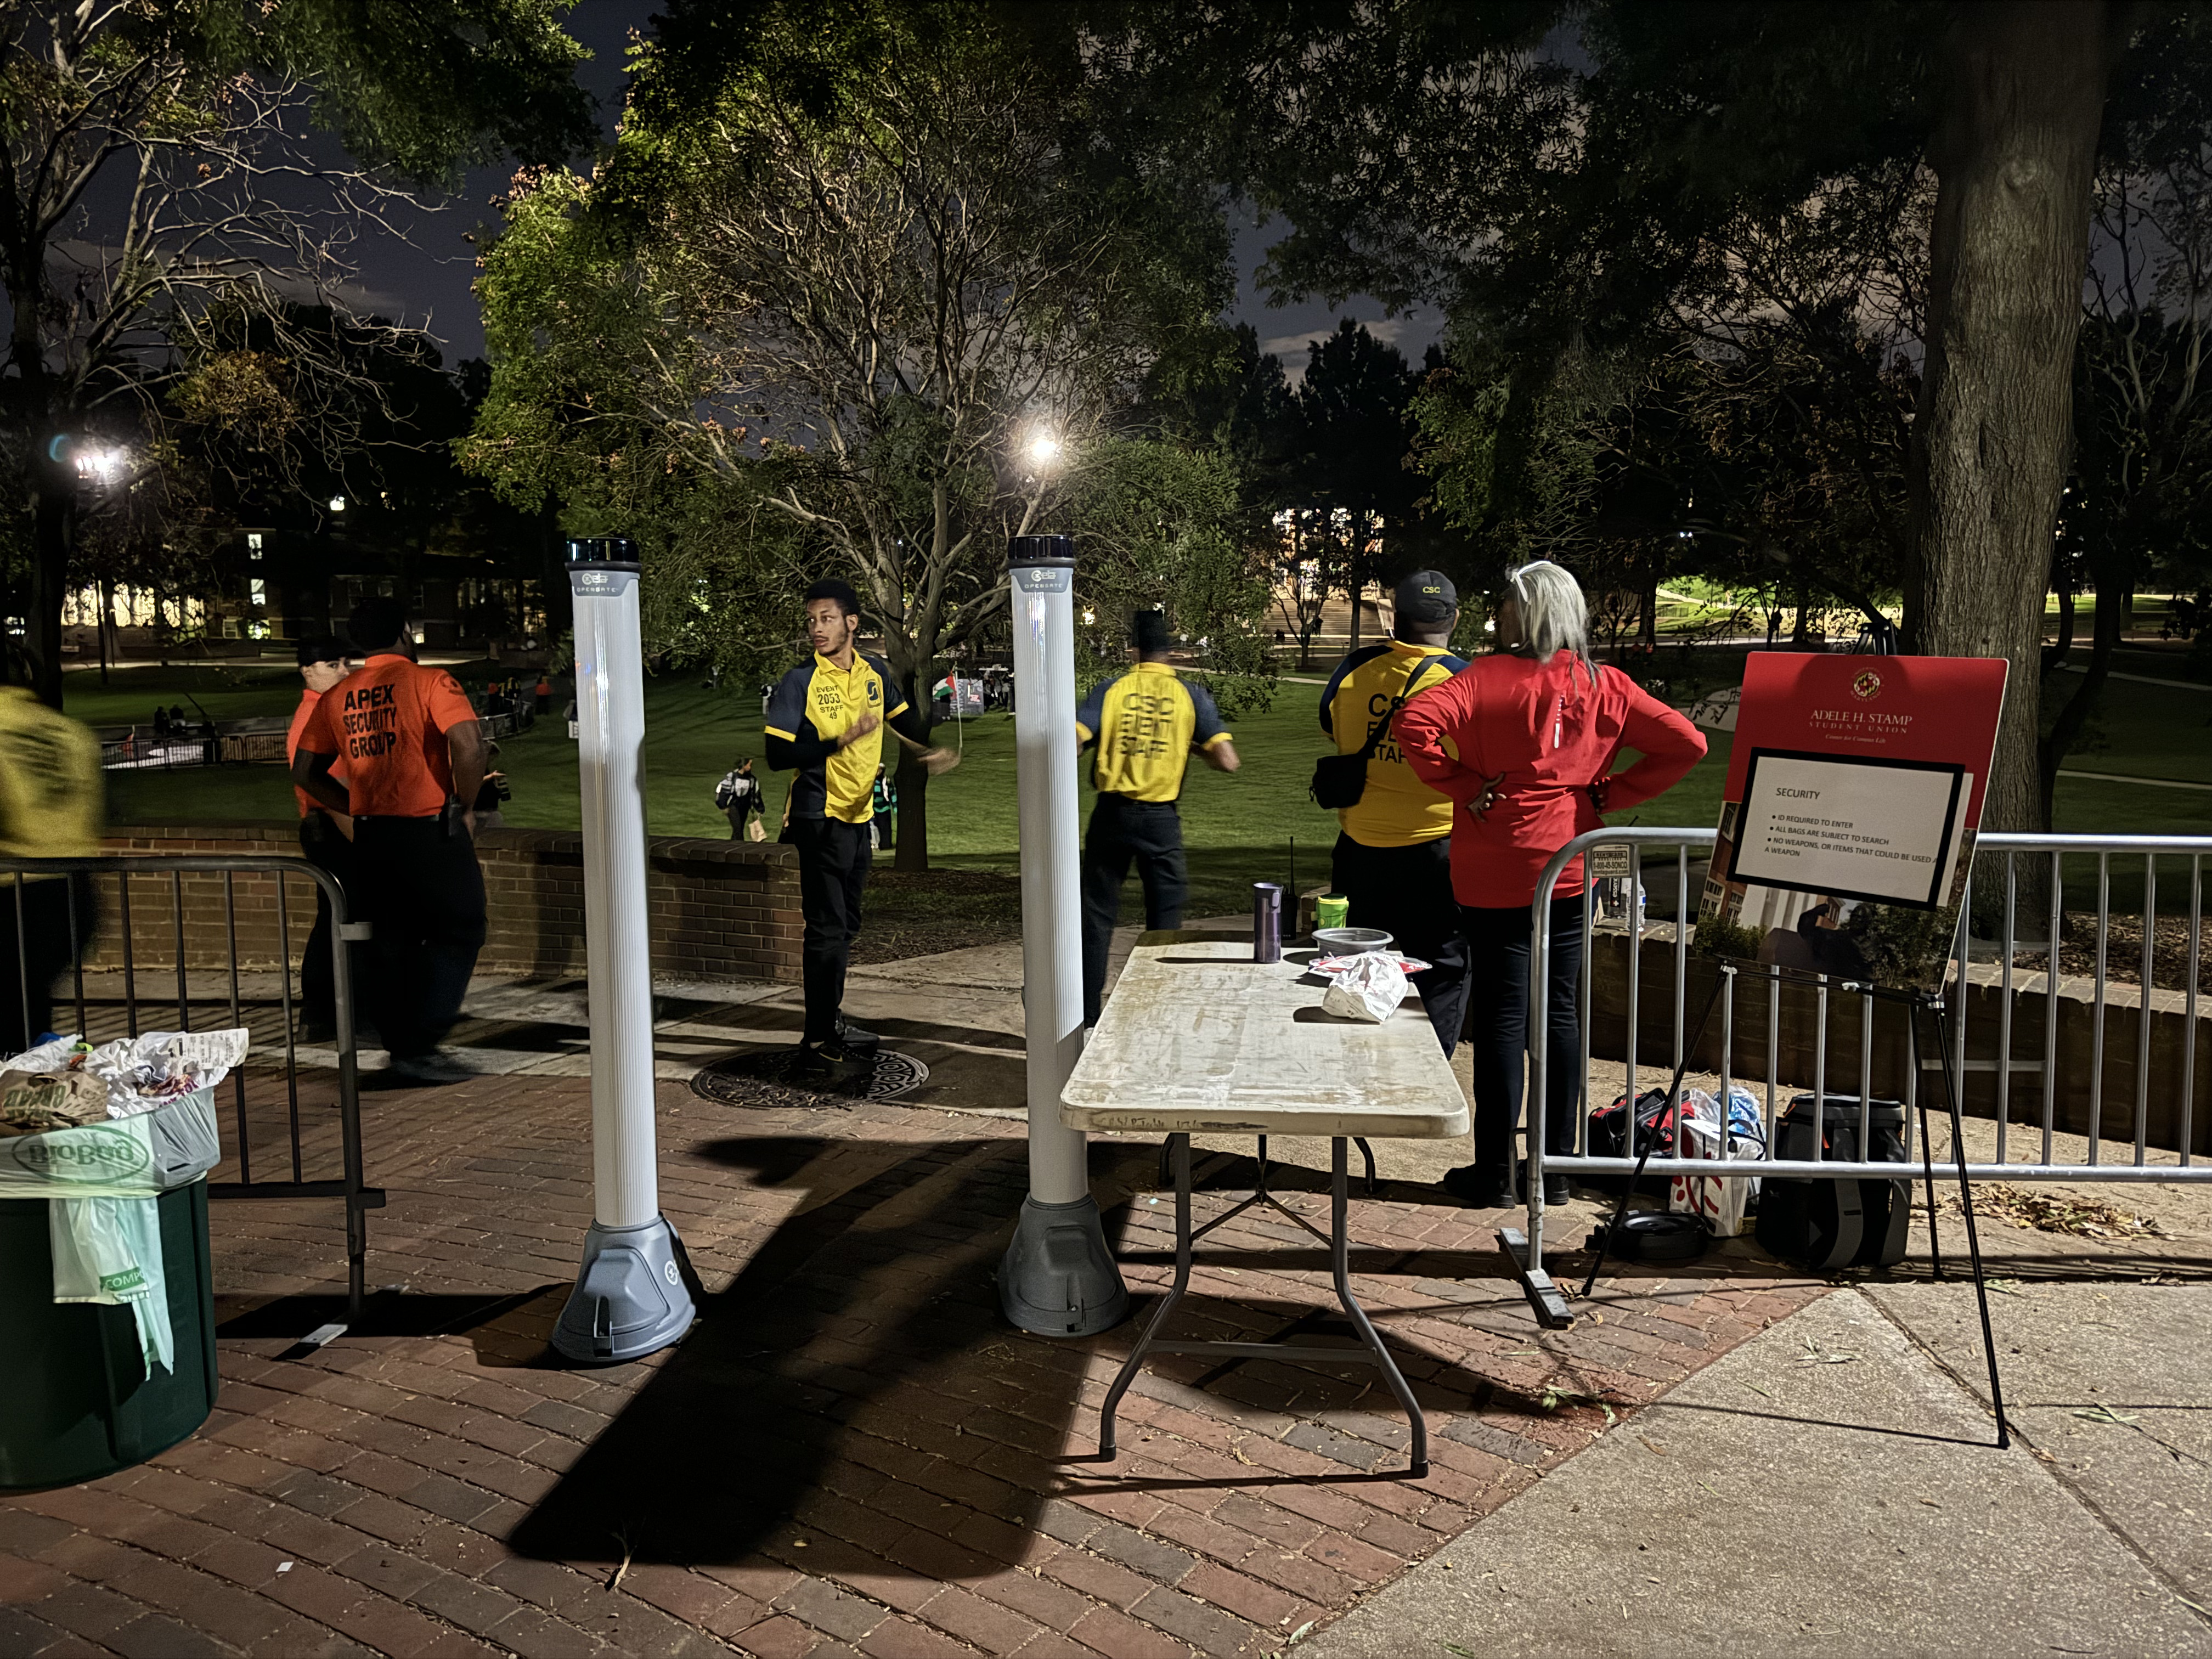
[1309,658,1427,810]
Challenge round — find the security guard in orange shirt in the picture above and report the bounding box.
[1077,610,1240,1025]
[765,579,957,1069]
[292,597,489,1086]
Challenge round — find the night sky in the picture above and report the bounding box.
[344,1,1438,380]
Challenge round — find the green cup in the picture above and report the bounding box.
[1315,895,1350,933]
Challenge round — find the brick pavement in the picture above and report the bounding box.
[1,1070,1830,1658]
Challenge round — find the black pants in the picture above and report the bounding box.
[298,814,365,1035]
[1331,834,1470,1057]
[1461,895,1586,1175]
[0,877,95,1053]
[786,816,871,1043]
[1081,794,1187,1026]
[353,814,487,1059]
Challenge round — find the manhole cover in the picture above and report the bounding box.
[690,1047,930,1108]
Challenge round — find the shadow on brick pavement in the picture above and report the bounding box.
[0,1066,1831,1658]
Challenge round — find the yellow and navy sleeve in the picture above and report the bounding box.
[1317,645,1389,740]
[1187,682,1231,749]
[764,661,841,771]
[1074,676,1111,747]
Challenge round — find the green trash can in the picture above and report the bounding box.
[0,1181,221,1491]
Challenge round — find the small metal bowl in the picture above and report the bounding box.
[1312,927,1394,954]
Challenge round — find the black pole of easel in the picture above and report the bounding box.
[1910,989,2012,1449]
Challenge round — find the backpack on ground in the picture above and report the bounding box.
[1755,1095,1911,1271]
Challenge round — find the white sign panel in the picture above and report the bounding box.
[1728,751,1967,909]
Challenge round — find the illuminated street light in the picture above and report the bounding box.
[1025,431,1062,470]
[328,495,347,514]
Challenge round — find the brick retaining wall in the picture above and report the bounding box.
[86,823,801,985]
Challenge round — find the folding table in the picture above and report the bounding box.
[1062,934,1470,1479]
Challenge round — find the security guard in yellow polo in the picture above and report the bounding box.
[0,685,103,1050]
[765,578,956,1069]
[1318,569,1470,1053]
[1076,610,1239,1025]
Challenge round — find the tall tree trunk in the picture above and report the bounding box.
[2038,548,2126,826]
[1904,1,2124,834]
[1346,574,1362,655]
[2044,579,2075,670]
[26,449,73,708]
[892,662,933,873]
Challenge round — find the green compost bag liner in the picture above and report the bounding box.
[48,1195,173,1379]
[0,1117,162,1200]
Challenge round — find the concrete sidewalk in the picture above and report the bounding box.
[1307,1274,2212,1657]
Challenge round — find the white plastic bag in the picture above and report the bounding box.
[49,1196,173,1378]
[1669,1092,1764,1237]
[1321,953,1408,1023]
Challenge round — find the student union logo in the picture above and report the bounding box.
[5,1125,151,1183]
[1851,670,1883,701]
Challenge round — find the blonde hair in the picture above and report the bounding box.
[1504,560,1597,687]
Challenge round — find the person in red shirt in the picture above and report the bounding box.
[291,598,490,1086]
[287,636,356,1041]
[1397,560,1707,1209]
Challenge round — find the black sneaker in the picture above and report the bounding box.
[1442,1165,1515,1209]
[797,1037,873,1073]
[1515,1160,1573,1207]
[833,1018,882,1054]
[386,1049,481,1087]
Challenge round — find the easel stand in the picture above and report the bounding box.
[1568,961,2011,1451]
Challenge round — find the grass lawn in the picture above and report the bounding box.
[82,657,2212,918]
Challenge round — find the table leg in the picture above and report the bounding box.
[1327,1137,1430,1479]
[1353,1136,1377,1195]
[1099,1132,1194,1459]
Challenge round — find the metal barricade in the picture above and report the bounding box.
[1502,828,2211,1322]
[3,854,380,1317]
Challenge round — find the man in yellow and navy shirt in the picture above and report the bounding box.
[0,682,103,1051]
[1077,610,1239,1025]
[765,578,955,1068]
[1318,569,1470,1054]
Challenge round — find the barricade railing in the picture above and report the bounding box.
[3,854,380,1318]
[1502,828,2211,1325]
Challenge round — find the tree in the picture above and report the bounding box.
[1113,0,2199,831]
[2039,47,2212,819]
[0,0,591,703]
[1290,320,1425,652]
[466,0,1228,868]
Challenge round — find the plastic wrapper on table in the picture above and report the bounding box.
[1321,953,1409,1023]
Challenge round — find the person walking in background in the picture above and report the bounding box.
[1317,570,1471,1055]
[715,757,764,840]
[292,597,490,1087]
[766,578,957,1071]
[870,764,896,853]
[534,674,552,715]
[1397,561,1706,1210]
[1077,610,1240,1027]
[287,636,359,1043]
[0,680,102,1052]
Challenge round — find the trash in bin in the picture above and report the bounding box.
[0,1031,245,1380]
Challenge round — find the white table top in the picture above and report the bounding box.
[1060,936,1472,1139]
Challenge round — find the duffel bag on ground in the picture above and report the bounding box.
[1754,1094,1910,1271]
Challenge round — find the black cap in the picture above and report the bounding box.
[295,634,348,668]
[1393,569,1458,625]
[1132,610,1173,653]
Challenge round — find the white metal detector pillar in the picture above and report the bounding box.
[551,535,697,1364]
[998,534,1130,1336]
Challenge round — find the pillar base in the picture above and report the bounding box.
[551,1216,696,1365]
[999,1195,1129,1337]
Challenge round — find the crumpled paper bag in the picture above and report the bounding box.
[1321,952,1408,1023]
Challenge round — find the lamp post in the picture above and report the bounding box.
[998,533,1129,1336]
[550,534,696,1364]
